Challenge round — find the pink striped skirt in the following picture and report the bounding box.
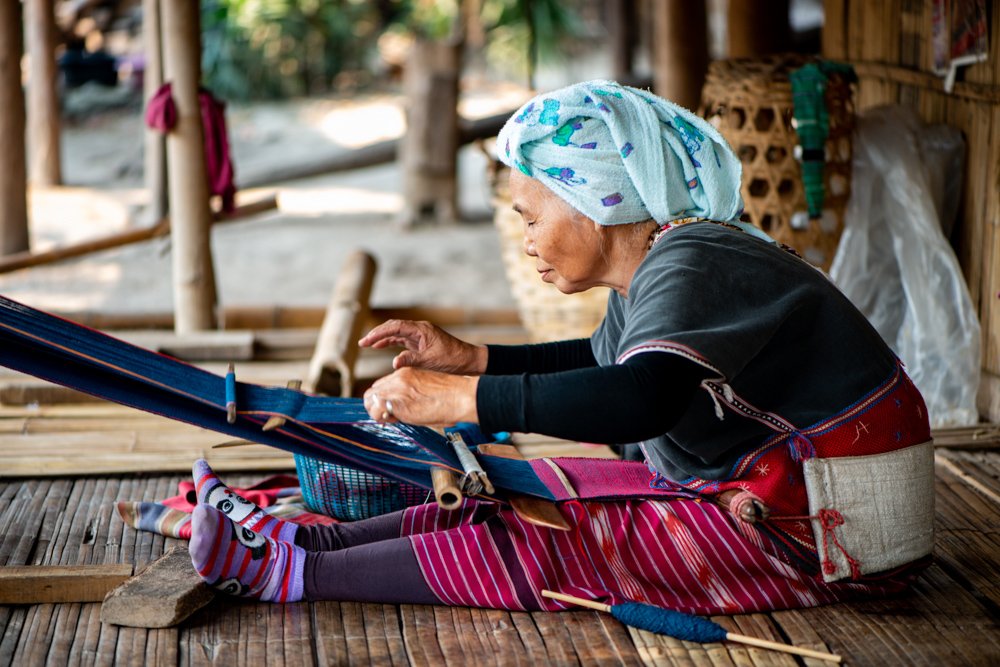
[400,496,919,614]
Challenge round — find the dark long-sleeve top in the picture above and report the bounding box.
[476,338,709,445]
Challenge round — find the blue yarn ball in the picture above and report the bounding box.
[612,602,728,643]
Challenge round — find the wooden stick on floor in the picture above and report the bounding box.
[542,591,842,663]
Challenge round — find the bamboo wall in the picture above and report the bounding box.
[823,0,1000,421]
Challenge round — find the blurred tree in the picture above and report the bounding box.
[198,0,580,101]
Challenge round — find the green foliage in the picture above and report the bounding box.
[201,0,388,101]
[481,0,581,80]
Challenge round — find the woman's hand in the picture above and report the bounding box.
[358,320,487,375]
[363,367,478,427]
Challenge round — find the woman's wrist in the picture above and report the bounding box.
[467,344,488,375]
[459,375,480,423]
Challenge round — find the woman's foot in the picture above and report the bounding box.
[189,504,304,602]
[192,458,298,543]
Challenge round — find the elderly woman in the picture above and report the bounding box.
[189,81,933,613]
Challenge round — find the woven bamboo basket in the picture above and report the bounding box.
[492,166,609,342]
[700,56,855,269]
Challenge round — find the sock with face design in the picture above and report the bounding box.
[192,458,298,543]
[189,504,305,602]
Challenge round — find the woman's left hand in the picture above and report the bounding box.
[363,367,479,427]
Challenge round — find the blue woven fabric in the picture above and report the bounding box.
[0,295,553,500]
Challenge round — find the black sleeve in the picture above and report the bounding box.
[476,352,708,444]
[485,339,597,375]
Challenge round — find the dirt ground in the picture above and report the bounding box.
[3,83,535,315]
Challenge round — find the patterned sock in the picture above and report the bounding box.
[192,458,298,543]
[190,504,304,602]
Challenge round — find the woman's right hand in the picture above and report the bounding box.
[358,320,488,375]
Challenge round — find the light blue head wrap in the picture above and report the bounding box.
[497,80,746,228]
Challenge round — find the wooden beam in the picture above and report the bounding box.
[25,0,61,186]
[100,547,215,628]
[727,0,791,58]
[161,0,217,333]
[0,196,276,275]
[33,304,520,332]
[0,564,133,604]
[652,0,708,111]
[0,0,29,255]
[607,0,638,82]
[305,250,378,396]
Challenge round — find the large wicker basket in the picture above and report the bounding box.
[492,167,609,342]
[700,56,855,269]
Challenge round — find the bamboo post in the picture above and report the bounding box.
[143,0,168,224]
[0,0,30,256]
[304,250,378,397]
[160,0,217,333]
[652,0,708,111]
[25,0,62,186]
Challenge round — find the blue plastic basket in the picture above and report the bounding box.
[294,454,431,521]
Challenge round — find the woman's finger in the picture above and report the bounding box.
[358,320,418,348]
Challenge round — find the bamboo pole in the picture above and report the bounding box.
[25,0,62,186]
[304,250,378,396]
[652,0,708,111]
[160,0,217,332]
[143,0,168,224]
[0,0,30,255]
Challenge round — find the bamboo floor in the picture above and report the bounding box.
[1,366,999,665]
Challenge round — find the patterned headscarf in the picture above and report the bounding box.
[497,80,744,227]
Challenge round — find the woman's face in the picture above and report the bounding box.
[509,170,608,294]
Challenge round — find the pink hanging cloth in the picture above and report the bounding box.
[146,82,237,213]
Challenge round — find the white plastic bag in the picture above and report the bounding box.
[830,105,980,427]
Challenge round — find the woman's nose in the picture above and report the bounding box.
[522,236,536,256]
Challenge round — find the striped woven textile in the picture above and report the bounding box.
[402,496,918,614]
[401,365,931,614]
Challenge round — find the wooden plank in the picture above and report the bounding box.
[114,330,255,362]
[100,547,213,628]
[0,564,132,603]
[400,604,449,665]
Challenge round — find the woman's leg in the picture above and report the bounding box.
[193,458,497,553]
[190,504,438,604]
